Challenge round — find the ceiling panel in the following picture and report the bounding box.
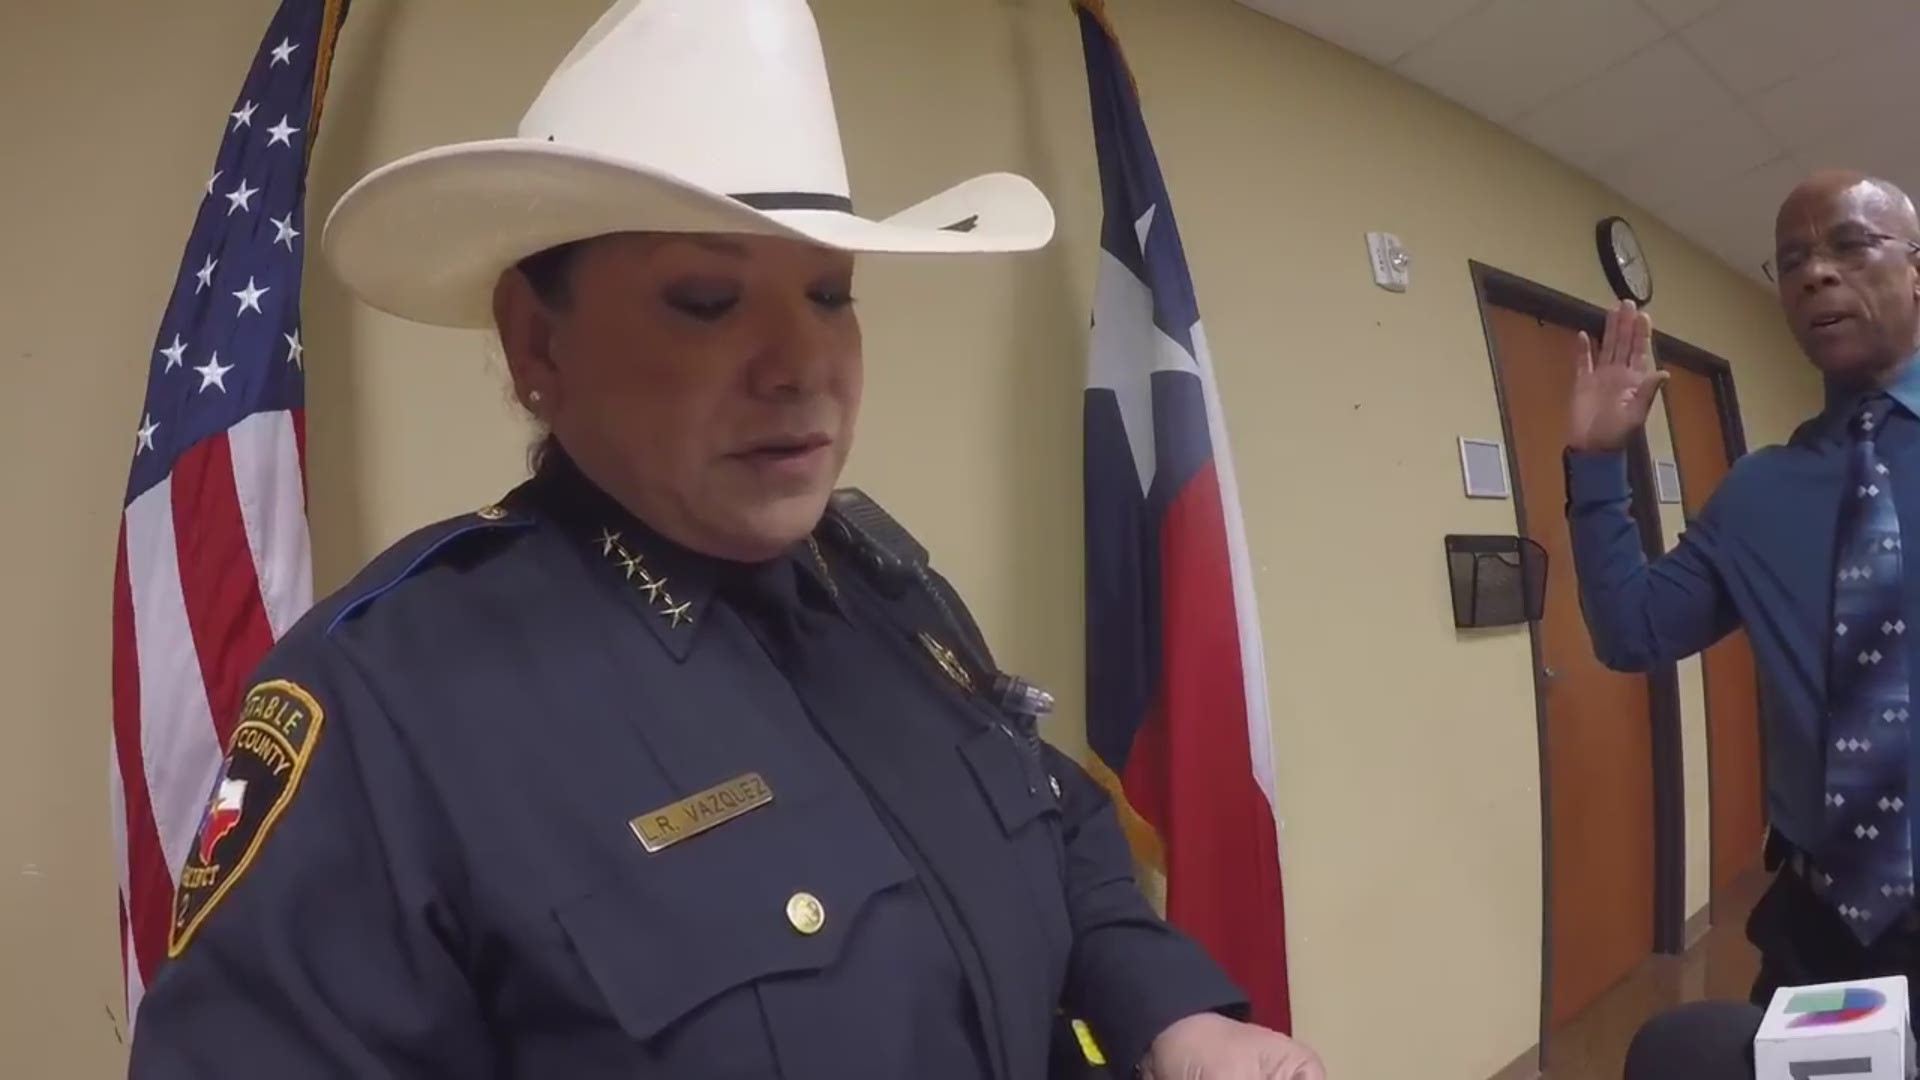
[1511,38,1730,173]
[1637,0,1729,31]
[1652,156,1805,277]
[1392,0,1666,123]
[1232,0,1487,65]
[1747,33,1920,150]
[1595,106,1781,213]
[1232,0,1920,286]
[1789,103,1920,183]
[1680,0,1915,97]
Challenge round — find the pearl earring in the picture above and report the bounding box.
[528,390,544,405]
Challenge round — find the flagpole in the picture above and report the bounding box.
[1068,0,1139,98]
[305,0,352,169]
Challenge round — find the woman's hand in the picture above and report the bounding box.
[1140,1012,1327,1079]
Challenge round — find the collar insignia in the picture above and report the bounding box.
[596,528,693,629]
[919,631,974,692]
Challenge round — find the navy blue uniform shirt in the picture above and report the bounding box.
[128,451,1245,1078]
[1565,354,1920,859]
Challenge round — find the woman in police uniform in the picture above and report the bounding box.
[129,1,1325,1077]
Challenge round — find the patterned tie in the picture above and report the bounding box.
[1823,394,1915,943]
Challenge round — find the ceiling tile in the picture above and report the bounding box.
[1789,103,1920,181]
[1652,156,1805,278]
[1394,0,1667,123]
[1680,0,1917,96]
[1513,38,1731,173]
[1748,32,1920,151]
[1636,0,1729,30]
[1230,0,1487,66]
[1597,105,1782,212]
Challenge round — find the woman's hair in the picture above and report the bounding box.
[513,239,589,472]
[515,238,590,309]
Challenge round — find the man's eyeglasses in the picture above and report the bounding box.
[1764,229,1920,283]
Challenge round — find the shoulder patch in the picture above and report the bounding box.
[169,679,326,957]
[326,507,533,635]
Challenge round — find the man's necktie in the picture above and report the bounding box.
[1823,394,1915,943]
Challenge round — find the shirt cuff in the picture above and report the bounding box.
[1563,448,1630,508]
[1079,940,1250,1075]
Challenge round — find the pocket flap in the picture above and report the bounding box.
[959,725,1059,835]
[556,805,914,1041]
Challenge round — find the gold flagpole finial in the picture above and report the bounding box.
[1069,0,1140,99]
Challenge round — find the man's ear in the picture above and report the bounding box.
[493,269,561,414]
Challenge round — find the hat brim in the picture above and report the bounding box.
[320,138,1057,328]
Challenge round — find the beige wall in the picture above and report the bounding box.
[1,0,1822,1076]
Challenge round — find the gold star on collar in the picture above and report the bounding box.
[595,528,693,629]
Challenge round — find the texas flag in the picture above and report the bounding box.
[1072,0,1293,1032]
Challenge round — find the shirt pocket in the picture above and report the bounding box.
[552,798,916,1056]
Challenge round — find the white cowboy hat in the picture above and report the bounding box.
[322,0,1058,329]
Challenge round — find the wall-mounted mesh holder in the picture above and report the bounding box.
[1445,534,1547,628]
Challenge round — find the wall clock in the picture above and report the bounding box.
[1596,215,1653,306]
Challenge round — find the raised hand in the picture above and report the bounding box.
[1568,300,1669,453]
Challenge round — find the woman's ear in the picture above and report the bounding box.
[494,269,560,415]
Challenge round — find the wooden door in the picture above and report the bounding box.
[1660,361,1765,896]
[1486,304,1658,1028]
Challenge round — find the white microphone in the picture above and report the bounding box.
[1754,976,1914,1080]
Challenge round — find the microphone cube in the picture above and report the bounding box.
[1755,975,1913,1080]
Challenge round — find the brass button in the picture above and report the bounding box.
[476,504,507,521]
[786,891,825,935]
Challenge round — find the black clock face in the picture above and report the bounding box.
[1599,216,1653,305]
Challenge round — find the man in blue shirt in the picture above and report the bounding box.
[1566,170,1920,1003]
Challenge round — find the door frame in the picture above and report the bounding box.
[1468,261,1689,1051]
[1652,334,1763,912]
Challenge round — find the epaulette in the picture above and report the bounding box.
[325,501,535,635]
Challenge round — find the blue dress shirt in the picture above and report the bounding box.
[1565,354,1920,858]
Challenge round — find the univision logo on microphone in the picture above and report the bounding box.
[1755,975,1914,1080]
[1787,987,1890,1029]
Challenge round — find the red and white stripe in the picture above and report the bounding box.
[111,410,311,1027]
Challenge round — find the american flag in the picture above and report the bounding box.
[1072,0,1293,1032]
[110,0,348,1025]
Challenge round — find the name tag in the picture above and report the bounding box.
[630,772,773,853]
